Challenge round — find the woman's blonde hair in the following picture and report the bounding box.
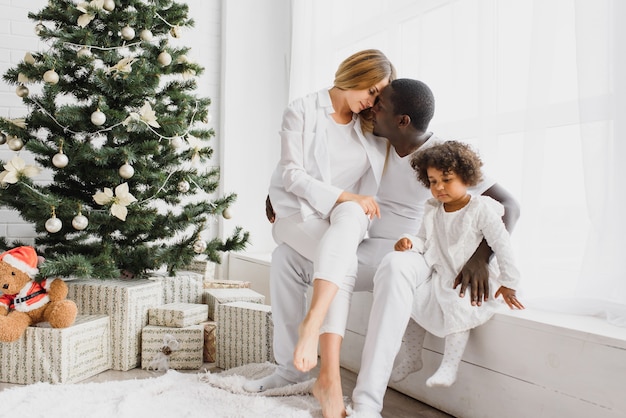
[334,49,396,132]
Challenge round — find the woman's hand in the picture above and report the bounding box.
[495,286,525,310]
[338,191,380,219]
[394,238,413,251]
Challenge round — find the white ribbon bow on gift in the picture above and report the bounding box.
[147,334,180,371]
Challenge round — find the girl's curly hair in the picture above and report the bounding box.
[410,141,483,187]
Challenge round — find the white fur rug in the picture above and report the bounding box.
[0,363,321,418]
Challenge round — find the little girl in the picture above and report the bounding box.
[391,140,524,388]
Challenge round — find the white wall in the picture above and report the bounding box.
[219,0,290,254]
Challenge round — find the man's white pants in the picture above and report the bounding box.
[352,250,431,415]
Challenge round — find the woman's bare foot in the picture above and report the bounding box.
[313,374,346,418]
[293,320,320,372]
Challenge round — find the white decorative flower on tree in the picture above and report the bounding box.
[93,182,137,221]
[0,156,41,185]
[123,101,160,129]
[76,0,105,28]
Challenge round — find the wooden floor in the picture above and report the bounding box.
[0,363,452,417]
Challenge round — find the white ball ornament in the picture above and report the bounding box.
[222,208,232,219]
[72,214,89,230]
[103,0,115,11]
[91,110,106,126]
[16,85,29,98]
[121,26,135,40]
[43,69,59,84]
[35,23,45,35]
[52,152,69,168]
[158,51,172,66]
[140,29,153,41]
[193,239,207,254]
[170,136,184,149]
[119,163,135,179]
[77,47,92,58]
[45,216,62,233]
[7,136,24,151]
[177,180,190,193]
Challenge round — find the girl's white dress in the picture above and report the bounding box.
[407,196,521,337]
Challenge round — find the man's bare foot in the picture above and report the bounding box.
[313,375,346,418]
[293,321,320,372]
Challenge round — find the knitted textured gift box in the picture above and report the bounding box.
[148,271,203,304]
[66,278,162,371]
[216,301,274,370]
[200,320,217,363]
[202,287,265,320]
[0,315,111,384]
[148,302,208,328]
[141,324,204,370]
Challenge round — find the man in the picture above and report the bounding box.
[246,79,520,418]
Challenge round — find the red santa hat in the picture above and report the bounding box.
[0,246,39,278]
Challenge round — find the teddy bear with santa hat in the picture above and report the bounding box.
[0,246,77,342]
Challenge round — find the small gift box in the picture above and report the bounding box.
[216,301,274,370]
[202,288,265,320]
[141,324,204,370]
[182,259,216,280]
[148,302,209,328]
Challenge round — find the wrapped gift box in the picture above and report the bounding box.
[183,259,216,280]
[67,278,162,371]
[203,288,265,320]
[148,272,203,304]
[200,320,217,363]
[216,301,274,370]
[148,302,208,328]
[0,315,111,384]
[141,324,204,370]
[204,279,251,289]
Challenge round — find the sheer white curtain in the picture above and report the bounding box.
[288,0,625,325]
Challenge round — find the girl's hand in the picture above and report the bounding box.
[495,286,525,310]
[394,238,413,252]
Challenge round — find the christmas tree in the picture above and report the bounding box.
[0,0,249,279]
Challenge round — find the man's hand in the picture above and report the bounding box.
[394,238,412,252]
[265,195,275,223]
[454,248,490,306]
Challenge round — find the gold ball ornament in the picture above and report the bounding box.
[91,110,106,126]
[118,163,135,179]
[16,85,29,98]
[170,26,181,38]
[103,0,115,11]
[140,29,153,41]
[193,239,207,254]
[52,152,69,168]
[45,216,62,233]
[43,69,59,84]
[121,26,135,40]
[0,133,6,145]
[7,136,24,151]
[177,180,190,193]
[158,51,172,66]
[222,208,232,219]
[35,23,45,35]
[72,214,89,230]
